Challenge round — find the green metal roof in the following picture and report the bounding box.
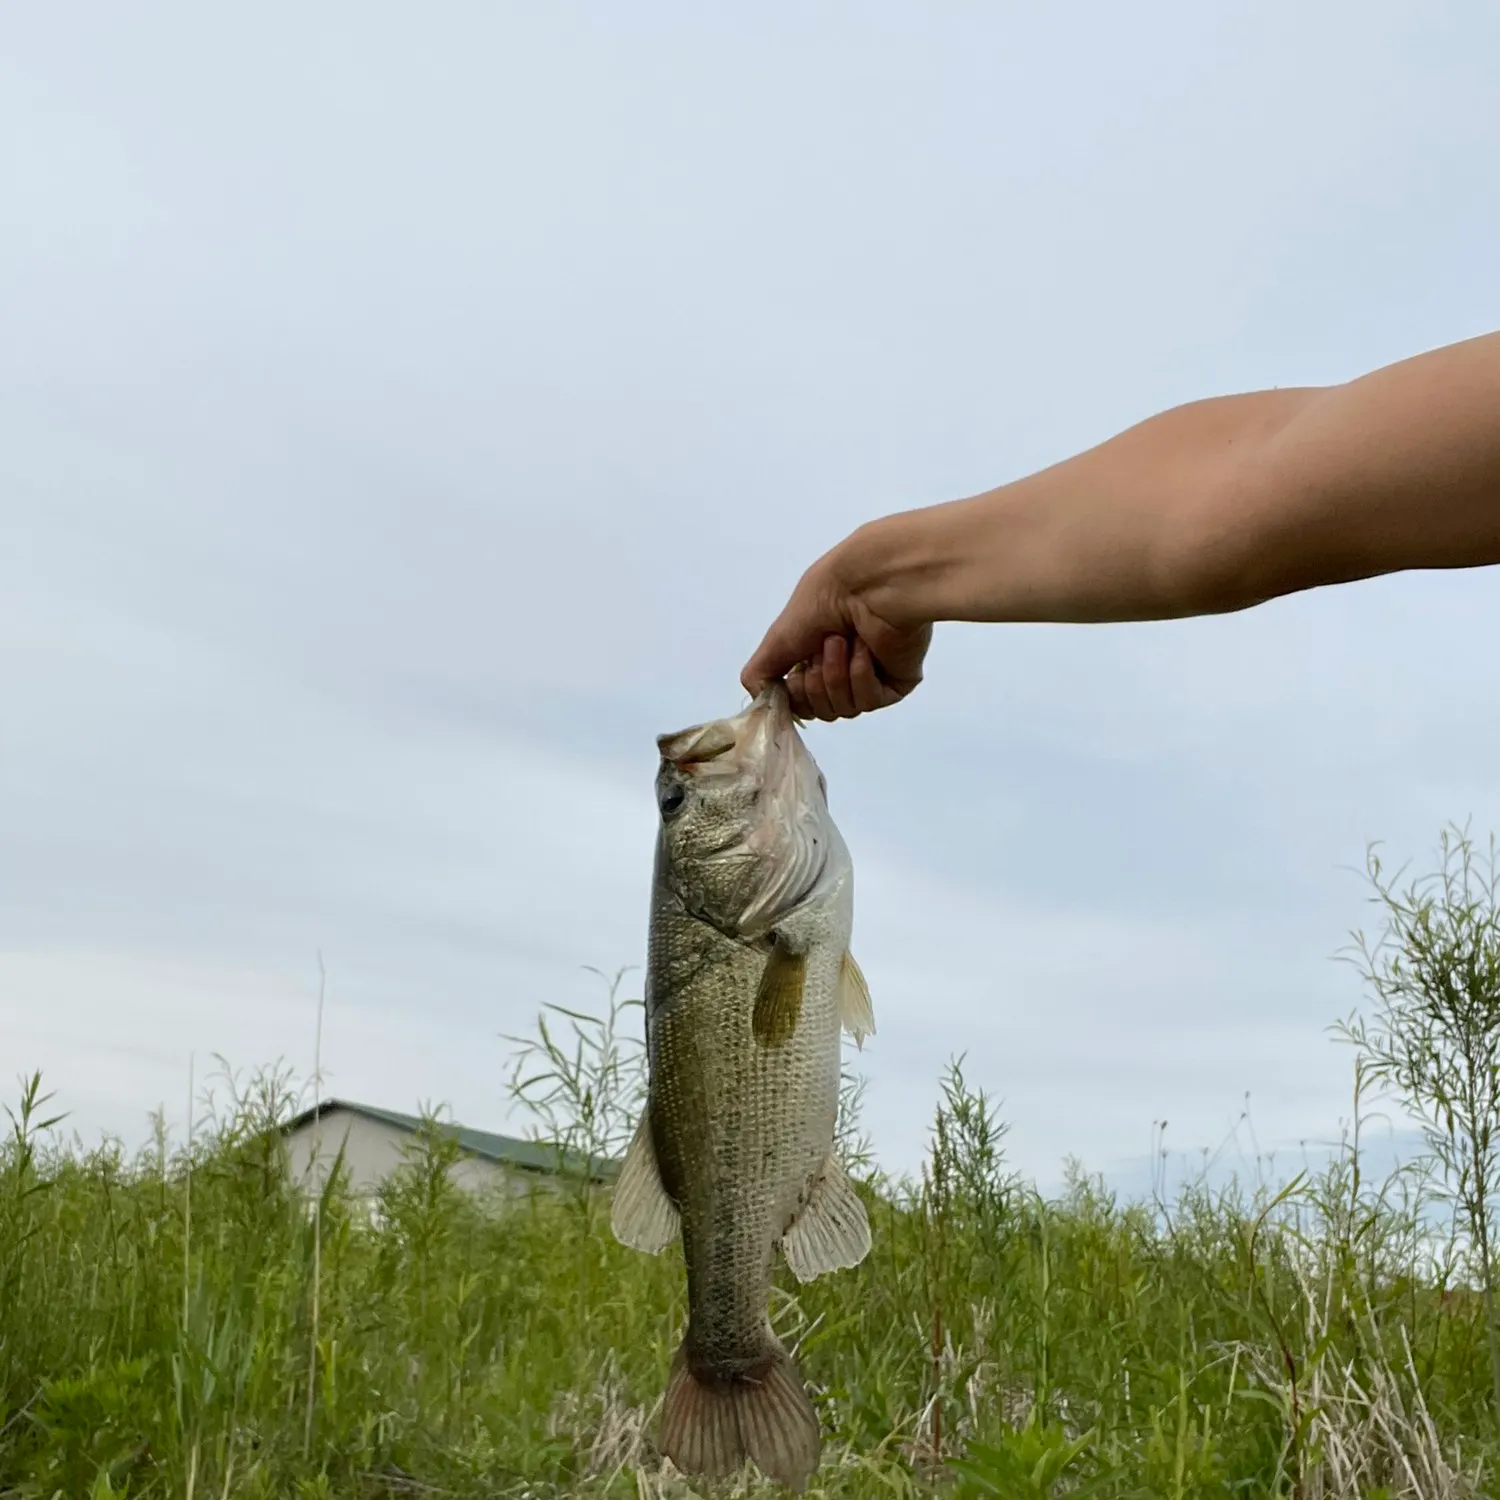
[281,1098,621,1182]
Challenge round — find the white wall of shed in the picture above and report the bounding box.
[281,1110,546,1202]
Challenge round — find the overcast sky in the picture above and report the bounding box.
[3,3,1498,1193]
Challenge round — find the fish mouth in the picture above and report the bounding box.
[656,684,795,774]
[655,685,832,937]
[656,685,811,830]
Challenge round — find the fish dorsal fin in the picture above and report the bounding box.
[610,1110,680,1255]
[752,943,806,1047]
[838,951,876,1049]
[780,1152,873,1283]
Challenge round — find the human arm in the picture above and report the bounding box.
[742,330,1500,720]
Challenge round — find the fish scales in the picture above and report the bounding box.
[610,685,877,1492]
[649,890,842,1369]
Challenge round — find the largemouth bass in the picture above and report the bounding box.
[610,683,876,1491]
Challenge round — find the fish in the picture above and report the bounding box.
[610,682,877,1492]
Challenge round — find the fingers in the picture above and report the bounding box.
[774,633,920,720]
[799,643,836,722]
[820,635,859,719]
[790,634,867,722]
[848,637,890,715]
[785,661,814,719]
[768,624,931,719]
[741,550,933,721]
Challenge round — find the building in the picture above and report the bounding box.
[280,1097,621,1204]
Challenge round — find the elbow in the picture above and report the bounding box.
[1157,451,1314,620]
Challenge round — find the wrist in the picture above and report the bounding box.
[834,505,967,630]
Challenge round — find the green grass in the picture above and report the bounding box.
[0,1032,1493,1499]
[9,818,1500,1500]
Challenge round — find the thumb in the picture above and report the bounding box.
[741,626,809,697]
[740,606,838,698]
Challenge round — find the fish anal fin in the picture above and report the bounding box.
[609,1110,680,1254]
[838,951,875,1048]
[659,1336,821,1491]
[752,944,806,1047]
[780,1153,872,1283]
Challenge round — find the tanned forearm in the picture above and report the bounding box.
[846,331,1500,629]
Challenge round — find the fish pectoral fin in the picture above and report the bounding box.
[780,1153,873,1283]
[752,942,806,1047]
[838,950,876,1048]
[609,1110,680,1255]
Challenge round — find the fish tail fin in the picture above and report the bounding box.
[659,1333,821,1491]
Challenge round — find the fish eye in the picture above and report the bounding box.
[659,782,687,818]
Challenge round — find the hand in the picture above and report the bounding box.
[740,538,934,722]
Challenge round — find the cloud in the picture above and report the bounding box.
[3,3,1499,1195]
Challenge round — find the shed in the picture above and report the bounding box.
[280,1097,620,1203]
